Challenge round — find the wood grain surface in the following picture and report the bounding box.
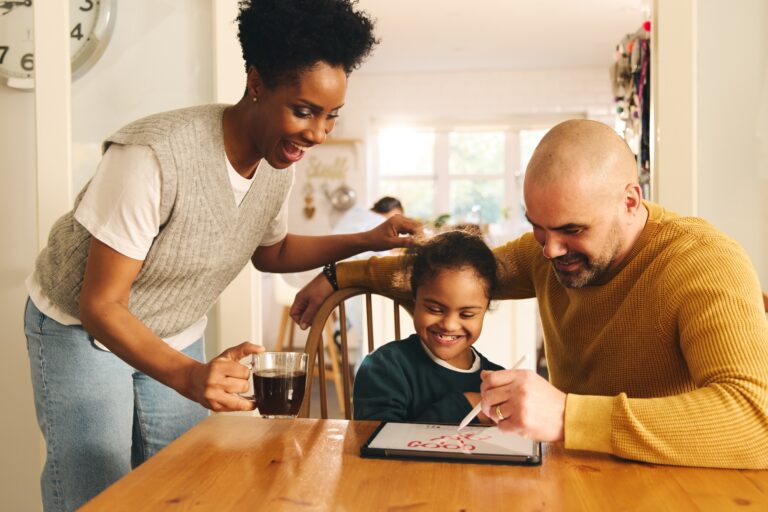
[81,416,768,511]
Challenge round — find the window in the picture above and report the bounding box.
[372,120,571,229]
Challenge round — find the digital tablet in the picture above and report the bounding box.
[360,422,541,466]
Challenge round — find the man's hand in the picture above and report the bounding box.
[290,272,334,330]
[364,214,421,252]
[480,369,566,442]
[185,342,263,412]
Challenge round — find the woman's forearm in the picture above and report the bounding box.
[80,300,201,396]
[251,214,419,273]
[251,232,369,273]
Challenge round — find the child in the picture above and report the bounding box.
[352,230,503,423]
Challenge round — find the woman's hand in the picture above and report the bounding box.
[185,342,264,412]
[363,214,421,252]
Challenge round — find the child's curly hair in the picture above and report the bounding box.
[403,229,498,301]
[237,0,379,88]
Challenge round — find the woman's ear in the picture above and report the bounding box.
[246,66,264,102]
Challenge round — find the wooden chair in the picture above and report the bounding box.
[298,287,411,419]
[273,274,347,410]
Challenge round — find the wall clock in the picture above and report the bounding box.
[0,0,116,89]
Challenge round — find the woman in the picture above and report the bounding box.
[24,1,416,510]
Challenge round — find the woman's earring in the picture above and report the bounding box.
[252,96,258,103]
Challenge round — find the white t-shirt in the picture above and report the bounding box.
[27,144,289,350]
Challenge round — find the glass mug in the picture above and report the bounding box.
[245,352,308,419]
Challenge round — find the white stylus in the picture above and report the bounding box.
[457,354,527,431]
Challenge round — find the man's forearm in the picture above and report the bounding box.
[337,255,411,299]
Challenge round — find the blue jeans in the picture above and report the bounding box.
[24,298,208,512]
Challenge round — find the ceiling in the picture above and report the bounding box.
[355,0,650,74]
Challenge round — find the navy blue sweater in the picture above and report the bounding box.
[352,334,504,423]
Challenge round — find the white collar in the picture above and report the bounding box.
[418,338,480,373]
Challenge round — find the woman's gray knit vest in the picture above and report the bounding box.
[34,104,293,338]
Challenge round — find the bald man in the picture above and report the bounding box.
[291,120,768,469]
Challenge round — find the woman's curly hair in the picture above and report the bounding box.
[237,0,379,88]
[404,229,499,301]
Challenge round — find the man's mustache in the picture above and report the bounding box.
[550,252,587,265]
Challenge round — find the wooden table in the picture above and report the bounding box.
[82,416,768,511]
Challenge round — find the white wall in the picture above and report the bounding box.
[0,85,40,512]
[697,0,767,286]
[652,0,697,216]
[0,2,214,509]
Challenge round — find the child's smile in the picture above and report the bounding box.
[428,331,465,345]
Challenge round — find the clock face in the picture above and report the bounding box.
[0,0,115,88]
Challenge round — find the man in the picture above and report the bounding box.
[291,120,768,469]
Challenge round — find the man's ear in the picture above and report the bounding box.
[246,66,264,100]
[623,183,643,215]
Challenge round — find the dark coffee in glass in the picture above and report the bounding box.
[253,370,307,417]
[251,352,308,418]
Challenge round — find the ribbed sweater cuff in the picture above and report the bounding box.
[337,259,370,288]
[337,256,405,291]
[564,394,613,454]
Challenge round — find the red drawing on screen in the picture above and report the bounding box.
[406,432,492,451]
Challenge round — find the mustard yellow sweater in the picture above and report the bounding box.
[338,202,768,468]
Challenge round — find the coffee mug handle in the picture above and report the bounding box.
[237,359,256,403]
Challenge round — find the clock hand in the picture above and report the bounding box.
[0,0,31,16]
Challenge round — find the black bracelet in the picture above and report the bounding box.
[322,262,339,291]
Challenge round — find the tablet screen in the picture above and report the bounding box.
[366,423,537,458]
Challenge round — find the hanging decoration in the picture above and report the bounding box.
[611,21,651,199]
[295,140,360,219]
[302,182,316,219]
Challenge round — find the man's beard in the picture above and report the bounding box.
[550,222,622,289]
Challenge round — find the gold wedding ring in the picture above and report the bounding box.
[495,405,505,422]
